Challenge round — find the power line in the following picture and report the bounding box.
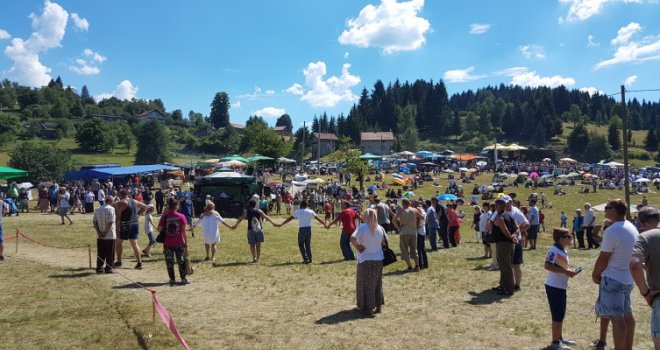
[606,88,660,97]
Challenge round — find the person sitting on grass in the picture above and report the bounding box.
[544,228,579,350]
[277,200,326,264]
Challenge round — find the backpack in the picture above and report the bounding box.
[251,215,263,233]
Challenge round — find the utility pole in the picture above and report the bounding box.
[317,125,321,175]
[621,85,631,220]
[301,121,306,172]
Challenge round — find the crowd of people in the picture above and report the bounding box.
[2,157,660,349]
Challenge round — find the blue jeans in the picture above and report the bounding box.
[427,226,438,250]
[298,227,312,262]
[340,233,355,260]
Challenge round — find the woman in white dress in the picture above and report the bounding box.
[192,203,233,261]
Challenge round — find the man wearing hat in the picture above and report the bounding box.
[490,197,520,295]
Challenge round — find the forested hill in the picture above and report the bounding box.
[310,80,660,147]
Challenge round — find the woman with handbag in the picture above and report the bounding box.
[157,198,189,286]
[351,208,387,316]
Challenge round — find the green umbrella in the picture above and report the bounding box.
[220,154,249,163]
[247,154,274,163]
[0,166,28,180]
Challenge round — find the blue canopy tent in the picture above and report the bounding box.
[66,164,179,181]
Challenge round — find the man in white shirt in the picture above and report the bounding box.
[93,196,116,273]
[278,200,326,264]
[479,202,493,259]
[592,199,637,350]
[582,202,600,249]
[507,199,529,291]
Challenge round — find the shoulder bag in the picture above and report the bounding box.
[382,235,397,266]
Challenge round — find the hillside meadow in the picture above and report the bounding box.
[1,171,658,349]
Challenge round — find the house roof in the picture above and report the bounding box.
[273,126,287,131]
[138,109,166,118]
[313,132,338,141]
[230,123,244,129]
[361,131,394,141]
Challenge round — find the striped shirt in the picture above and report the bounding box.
[93,204,116,240]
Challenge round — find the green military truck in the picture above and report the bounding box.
[193,173,262,218]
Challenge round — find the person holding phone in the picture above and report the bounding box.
[544,228,579,350]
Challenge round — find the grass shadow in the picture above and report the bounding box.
[112,281,171,289]
[212,261,251,267]
[318,259,347,265]
[64,267,90,272]
[270,261,304,267]
[49,272,94,278]
[315,309,371,324]
[466,289,512,305]
[383,269,412,276]
[472,265,498,271]
[465,256,491,261]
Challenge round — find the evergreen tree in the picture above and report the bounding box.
[396,105,418,151]
[209,92,230,128]
[567,122,589,155]
[607,116,622,151]
[275,114,293,134]
[80,85,95,105]
[645,129,658,150]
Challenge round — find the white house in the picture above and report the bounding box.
[137,110,166,124]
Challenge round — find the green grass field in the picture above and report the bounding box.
[1,172,658,349]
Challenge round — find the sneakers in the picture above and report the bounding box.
[134,262,142,270]
[204,257,210,261]
[169,279,176,287]
[113,261,122,268]
[96,269,104,274]
[588,339,606,349]
[141,250,151,258]
[549,341,571,350]
[560,338,577,346]
[180,279,190,285]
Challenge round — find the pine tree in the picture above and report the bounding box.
[645,129,658,151]
[209,92,230,128]
[607,116,622,151]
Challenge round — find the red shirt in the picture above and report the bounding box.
[158,211,187,247]
[324,202,332,214]
[338,208,362,234]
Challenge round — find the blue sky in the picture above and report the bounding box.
[1,0,659,128]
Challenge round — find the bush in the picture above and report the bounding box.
[9,141,72,182]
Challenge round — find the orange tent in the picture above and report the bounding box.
[450,154,478,161]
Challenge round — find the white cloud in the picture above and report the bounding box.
[559,0,656,23]
[83,48,106,62]
[291,61,361,108]
[238,86,275,100]
[579,86,605,96]
[3,0,69,87]
[70,13,88,31]
[95,80,138,101]
[253,107,286,119]
[587,34,600,47]
[469,23,491,34]
[0,29,10,40]
[70,49,105,75]
[233,101,241,109]
[286,83,304,96]
[69,59,100,75]
[493,66,530,77]
[595,23,660,69]
[623,75,638,86]
[443,66,484,83]
[344,51,350,59]
[510,70,576,88]
[611,22,642,45]
[338,0,431,54]
[519,44,546,59]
